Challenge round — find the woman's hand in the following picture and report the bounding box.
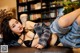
[35,44,44,49]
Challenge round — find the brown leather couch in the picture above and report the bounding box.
[8,46,73,53]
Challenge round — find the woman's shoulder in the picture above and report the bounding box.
[26,21,36,24]
[25,21,36,29]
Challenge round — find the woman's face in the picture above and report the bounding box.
[9,19,23,35]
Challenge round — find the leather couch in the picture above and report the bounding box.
[8,46,73,53]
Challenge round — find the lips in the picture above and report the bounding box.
[19,27,23,31]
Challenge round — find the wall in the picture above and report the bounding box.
[0,0,17,19]
[0,0,16,9]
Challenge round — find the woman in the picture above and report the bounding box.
[1,10,55,49]
[50,8,80,48]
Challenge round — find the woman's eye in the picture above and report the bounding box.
[12,25,15,28]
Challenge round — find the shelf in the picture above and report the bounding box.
[18,9,49,14]
[28,6,63,14]
[18,11,28,15]
[50,6,63,10]
[26,0,40,4]
[18,0,41,6]
[17,0,62,22]
[18,5,63,17]
[31,17,56,22]
[42,0,56,3]
[18,2,28,6]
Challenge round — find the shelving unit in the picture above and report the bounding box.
[16,0,63,23]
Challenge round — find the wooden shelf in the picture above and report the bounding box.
[18,5,63,14]
[42,0,56,3]
[18,11,28,15]
[17,0,63,22]
[50,6,63,10]
[27,0,40,4]
[30,17,56,22]
[18,2,28,6]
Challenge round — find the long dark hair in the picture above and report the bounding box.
[0,9,20,44]
[1,17,20,43]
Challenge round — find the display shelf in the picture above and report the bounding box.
[16,0,63,22]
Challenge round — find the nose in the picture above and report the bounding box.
[16,23,21,28]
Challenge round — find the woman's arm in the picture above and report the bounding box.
[25,21,36,30]
[34,23,51,48]
[58,8,80,28]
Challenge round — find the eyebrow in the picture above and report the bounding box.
[11,23,15,28]
[10,20,17,28]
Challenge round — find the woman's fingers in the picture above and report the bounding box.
[35,44,39,47]
[35,44,44,49]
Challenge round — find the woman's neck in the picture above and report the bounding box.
[17,33,22,36]
[18,28,26,36]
